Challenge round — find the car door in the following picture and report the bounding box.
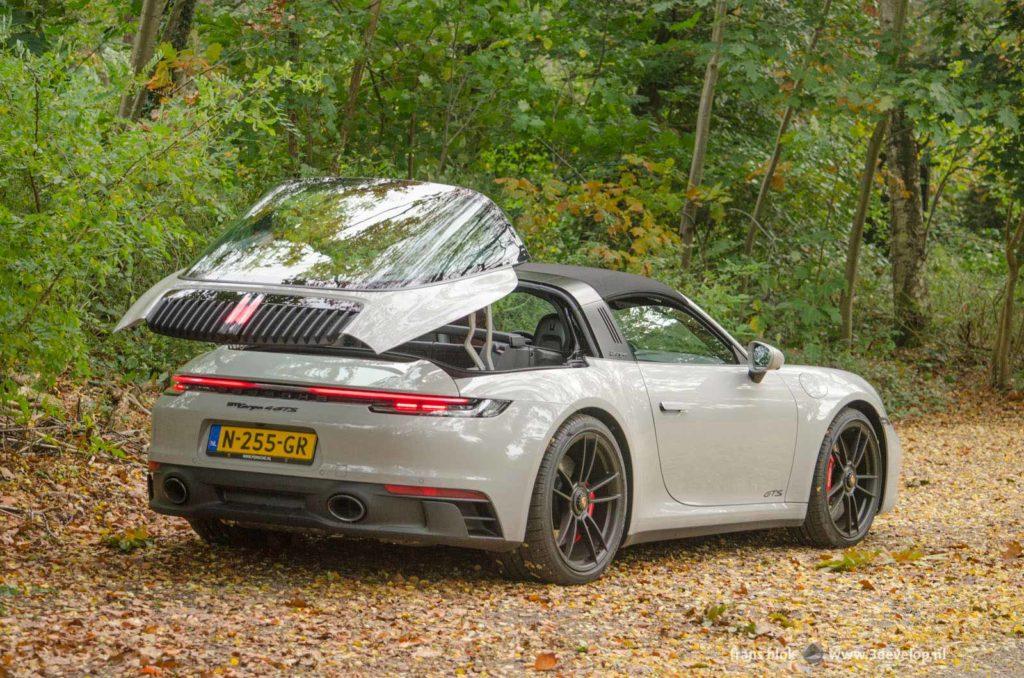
[610,298,799,506]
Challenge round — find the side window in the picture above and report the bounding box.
[611,301,737,365]
[491,288,588,356]
[491,291,558,337]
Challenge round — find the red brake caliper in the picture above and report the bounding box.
[573,486,597,543]
[825,454,836,494]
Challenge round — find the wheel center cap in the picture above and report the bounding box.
[845,470,857,491]
[572,487,589,515]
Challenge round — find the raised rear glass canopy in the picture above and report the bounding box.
[116,178,526,354]
[184,178,527,290]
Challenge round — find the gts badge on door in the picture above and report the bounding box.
[763,489,783,498]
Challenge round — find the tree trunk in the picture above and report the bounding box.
[118,0,165,119]
[991,213,1024,390]
[438,74,467,176]
[126,0,198,118]
[877,0,927,346]
[839,117,888,343]
[286,8,302,164]
[406,108,417,179]
[886,107,928,347]
[743,0,833,255]
[162,0,196,51]
[679,0,727,269]
[919,149,930,212]
[336,0,384,166]
[838,0,911,342]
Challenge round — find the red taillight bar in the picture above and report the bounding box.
[170,374,471,412]
[384,484,488,501]
[306,385,469,408]
[171,375,259,392]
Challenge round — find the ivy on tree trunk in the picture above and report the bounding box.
[991,212,1024,390]
[118,0,165,119]
[886,107,929,347]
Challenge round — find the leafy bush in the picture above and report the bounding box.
[0,24,311,383]
[1,0,1020,398]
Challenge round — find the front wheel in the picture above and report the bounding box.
[797,408,883,547]
[496,414,628,585]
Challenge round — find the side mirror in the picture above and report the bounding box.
[747,341,784,383]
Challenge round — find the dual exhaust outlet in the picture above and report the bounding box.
[162,476,189,505]
[326,493,366,523]
[160,475,366,524]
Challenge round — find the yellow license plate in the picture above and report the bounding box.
[206,424,316,464]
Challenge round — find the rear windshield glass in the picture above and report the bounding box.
[183,179,527,290]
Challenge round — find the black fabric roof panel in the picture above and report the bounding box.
[515,263,685,304]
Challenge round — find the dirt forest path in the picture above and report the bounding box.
[1,390,1023,675]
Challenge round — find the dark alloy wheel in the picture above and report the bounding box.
[797,408,883,547]
[496,415,628,584]
[551,429,626,573]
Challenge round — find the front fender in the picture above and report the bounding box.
[780,366,901,514]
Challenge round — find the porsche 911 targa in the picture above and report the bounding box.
[117,178,901,584]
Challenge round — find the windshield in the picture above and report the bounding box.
[183,178,527,290]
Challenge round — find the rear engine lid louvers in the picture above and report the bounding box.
[146,289,361,347]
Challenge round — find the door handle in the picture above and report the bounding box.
[659,401,687,413]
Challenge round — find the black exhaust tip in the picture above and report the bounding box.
[163,476,189,505]
[326,494,365,523]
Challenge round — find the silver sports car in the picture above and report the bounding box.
[118,178,901,584]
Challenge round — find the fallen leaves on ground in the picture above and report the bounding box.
[532,652,558,671]
[0,384,1022,674]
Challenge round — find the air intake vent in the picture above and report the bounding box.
[455,501,502,538]
[598,307,624,344]
[146,289,361,347]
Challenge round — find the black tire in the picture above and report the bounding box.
[187,517,292,550]
[797,408,883,547]
[496,414,628,585]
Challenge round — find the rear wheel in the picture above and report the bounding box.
[188,517,292,550]
[797,408,883,547]
[496,414,628,585]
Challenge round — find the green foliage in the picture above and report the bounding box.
[101,526,153,553]
[0,15,312,383]
[815,548,879,572]
[0,0,1022,395]
[701,602,731,625]
[0,583,18,615]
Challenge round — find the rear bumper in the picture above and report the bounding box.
[149,388,567,542]
[149,463,517,552]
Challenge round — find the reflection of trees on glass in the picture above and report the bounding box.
[613,304,735,364]
[185,179,527,289]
